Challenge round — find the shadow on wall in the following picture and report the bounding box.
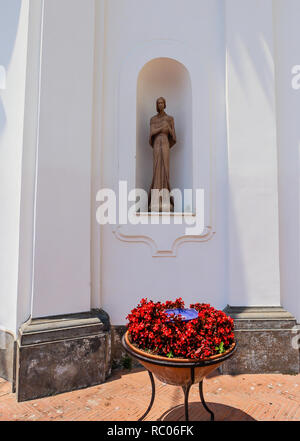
[225,3,279,307]
[0,0,22,135]
[273,0,300,321]
[227,4,274,111]
[228,2,300,317]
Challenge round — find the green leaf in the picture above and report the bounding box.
[215,342,225,354]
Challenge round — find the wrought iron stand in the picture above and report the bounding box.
[122,335,237,422]
[139,369,214,421]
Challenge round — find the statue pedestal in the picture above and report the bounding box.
[149,193,174,213]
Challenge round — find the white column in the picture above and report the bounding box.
[0,0,30,334]
[31,0,95,317]
[274,0,300,322]
[90,0,106,310]
[226,0,280,306]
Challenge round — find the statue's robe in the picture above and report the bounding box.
[148,113,176,211]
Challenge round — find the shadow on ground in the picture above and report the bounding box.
[158,402,256,421]
[108,366,222,384]
[106,367,146,383]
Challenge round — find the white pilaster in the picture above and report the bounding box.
[31,0,95,317]
[273,0,300,322]
[226,0,280,306]
[0,0,30,334]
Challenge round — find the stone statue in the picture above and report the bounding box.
[148,97,176,212]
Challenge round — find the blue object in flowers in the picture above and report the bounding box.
[164,308,198,322]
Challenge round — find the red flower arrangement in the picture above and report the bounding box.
[126,298,235,360]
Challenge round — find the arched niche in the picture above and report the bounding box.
[136,58,193,212]
[116,39,214,248]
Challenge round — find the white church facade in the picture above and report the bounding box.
[0,0,299,401]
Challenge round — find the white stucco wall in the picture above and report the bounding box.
[99,0,228,324]
[1,0,300,334]
[0,0,29,334]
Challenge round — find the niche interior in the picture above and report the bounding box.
[136,58,193,212]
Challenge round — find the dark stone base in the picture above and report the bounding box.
[10,305,299,401]
[16,309,111,402]
[0,329,15,387]
[221,306,300,375]
[111,325,140,370]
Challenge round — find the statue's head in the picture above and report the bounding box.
[156,97,166,113]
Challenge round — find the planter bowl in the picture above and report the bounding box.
[124,331,236,387]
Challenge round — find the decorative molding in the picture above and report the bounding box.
[113,223,215,257]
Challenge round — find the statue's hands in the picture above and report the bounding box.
[162,121,171,133]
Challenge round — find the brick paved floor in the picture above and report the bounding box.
[0,368,299,421]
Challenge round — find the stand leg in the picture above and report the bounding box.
[199,380,214,421]
[138,370,155,421]
[182,384,191,421]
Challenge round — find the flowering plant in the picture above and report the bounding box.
[126,298,235,360]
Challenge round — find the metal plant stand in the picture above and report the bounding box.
[122,335,237,422]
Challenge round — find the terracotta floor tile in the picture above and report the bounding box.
[0,369,299,421]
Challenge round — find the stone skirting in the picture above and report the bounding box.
[0,329,15,387]
[16,309,111,402]
[111,309,300,375]
[2,306,299,402]
[221,306,300,375]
